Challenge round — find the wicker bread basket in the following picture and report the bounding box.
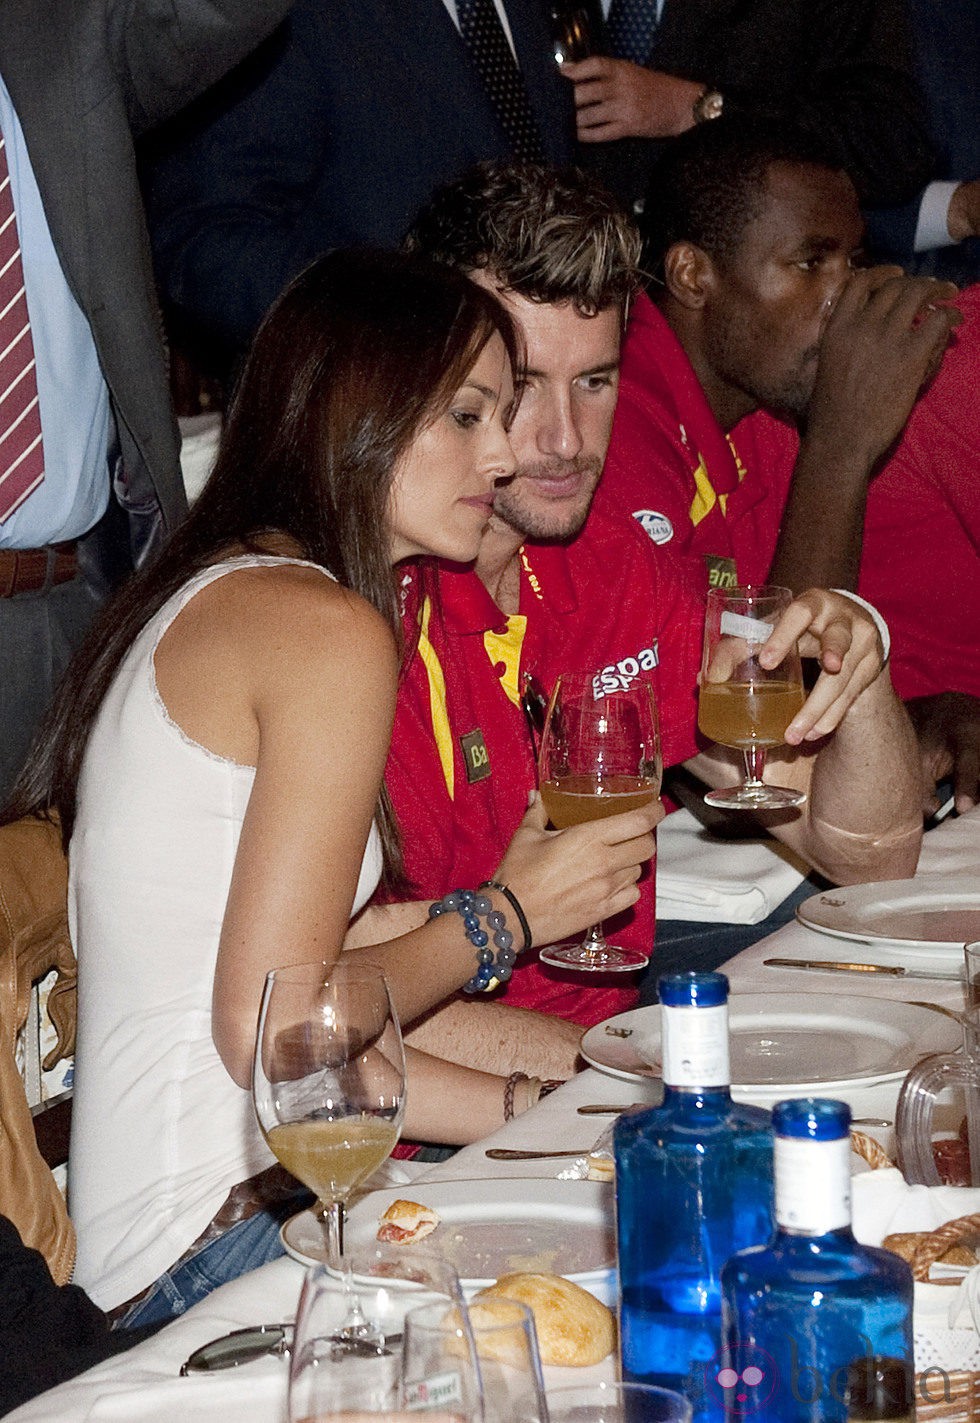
[850,1131,980,1421]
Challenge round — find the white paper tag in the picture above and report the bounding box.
[775,1136,851,1233]
[720,610,774,644]
[404,1372,464,1411]
[661,1002,730,1087]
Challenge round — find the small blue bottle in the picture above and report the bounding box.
[721,1099,913,1423]
[615,972,774,1422]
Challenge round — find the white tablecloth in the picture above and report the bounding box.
[10,807,979,1422]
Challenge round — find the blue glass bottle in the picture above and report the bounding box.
[615,972,774,1423]
[721,1099,913,1423]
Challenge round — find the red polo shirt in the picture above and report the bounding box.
[599,288,980,701]
[595,292,797,592]
[383,509,704,1026]
[856,285,980,699]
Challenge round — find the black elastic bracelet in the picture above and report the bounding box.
[480,880,532,953]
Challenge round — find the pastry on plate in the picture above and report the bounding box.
[376,1199,441,1245]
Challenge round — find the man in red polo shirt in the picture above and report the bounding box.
[597,119,973,816]
[351,163,922,1077]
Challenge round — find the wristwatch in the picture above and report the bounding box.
[692,87,724,123]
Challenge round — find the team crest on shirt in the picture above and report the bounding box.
[632,509,674,545]
[594,641,660,697]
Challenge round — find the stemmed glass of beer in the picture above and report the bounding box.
[537,669,661,972]
[697,585,807,811]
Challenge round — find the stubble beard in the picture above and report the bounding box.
[491,455,603,544]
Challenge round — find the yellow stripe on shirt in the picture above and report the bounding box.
[417,596,455,800]
[483,615,527,708]
[689,457,718,527]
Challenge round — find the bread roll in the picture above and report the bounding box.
[376,1199,440,1245]
[474,1272,615,1366]
[881,1232,977,1269]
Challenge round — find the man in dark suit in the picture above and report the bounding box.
[559,0,936,215]
[142,0,576,377]
[865,0,980,284]
[0,0,291,799]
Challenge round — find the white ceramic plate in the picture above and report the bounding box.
[578,993,959,1090]
[796,876,980,970]
[281,1177,614,1297]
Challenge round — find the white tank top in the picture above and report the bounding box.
[68,556,384,1308]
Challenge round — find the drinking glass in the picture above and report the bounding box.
[288,1248,464,1423]
[540,1381,693,1423]
[964,942,980,1011]
[404,1296,546,1423]
[697,585,807,811]
[896,1001,980,1187]
[537,670,661,972]
[252,960,406,1277]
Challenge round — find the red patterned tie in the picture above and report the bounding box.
[0,132,43,522]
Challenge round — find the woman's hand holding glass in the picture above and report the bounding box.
[527,670,662,971]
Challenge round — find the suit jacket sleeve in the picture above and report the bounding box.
[716,0,936,207]
[142,13,330,363]
[108,0,295,136]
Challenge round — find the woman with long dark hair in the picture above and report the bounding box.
[7,249,658,1324]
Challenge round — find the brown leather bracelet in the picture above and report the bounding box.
[503,1071,529,1122]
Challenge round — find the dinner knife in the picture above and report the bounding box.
[763,956,962,982]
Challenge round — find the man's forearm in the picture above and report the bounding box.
[349,900,585,1078]
[406,999,583,1080]
[791,670,922,882]
[768,435,873,593]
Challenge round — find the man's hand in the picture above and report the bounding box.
[947,179,980,243]
[906,692,980,815]
[807,267,960,472]
[759,589,885,745]
[560,58,702,142]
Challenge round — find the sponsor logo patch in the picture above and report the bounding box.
[633,509,674,545]
[460,728,491,783]
[704,553,738,589]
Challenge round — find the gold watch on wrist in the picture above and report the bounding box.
[692,87,724,124]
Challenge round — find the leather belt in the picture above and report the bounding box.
[0,542,79,597]
[106,1163,306,1326]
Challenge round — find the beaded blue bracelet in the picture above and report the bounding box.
[428,888,518,993]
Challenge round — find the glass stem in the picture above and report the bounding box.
[321,1197,345,1269]
[741,745,767,788]
[582,921,608,960]
[321,1200,368,1333]
[320,1198,381,1343]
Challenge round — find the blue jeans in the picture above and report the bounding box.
[114,1190,312,1331]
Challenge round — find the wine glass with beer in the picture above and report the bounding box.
[697,585,807,811]
[252,960,406,1279]
[537,670,661,972]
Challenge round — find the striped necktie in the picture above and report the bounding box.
[0,132,44,522]
[455,0,546,161]
[605,0,660,64]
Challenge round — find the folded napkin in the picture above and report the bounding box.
[656,807,808,924]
